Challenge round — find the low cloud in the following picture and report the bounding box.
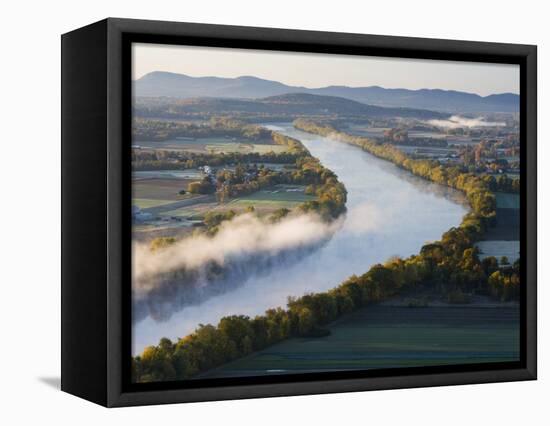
[343,202,387,234]
[427,115,506,129]
[133,213,342,297]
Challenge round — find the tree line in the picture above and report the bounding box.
[132,119,308,170]
[133,116,274,142]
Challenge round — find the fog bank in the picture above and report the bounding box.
[132,213,342,321]
[427,115,506,129]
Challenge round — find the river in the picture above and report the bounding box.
[132,124,468,355]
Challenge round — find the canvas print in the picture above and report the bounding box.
[130,43,520,383]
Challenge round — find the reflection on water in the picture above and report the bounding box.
[132,124,468,354]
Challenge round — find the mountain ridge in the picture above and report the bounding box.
[135,71,519,113]
[134,92,447,120]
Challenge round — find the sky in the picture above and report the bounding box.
[132,43,519,97]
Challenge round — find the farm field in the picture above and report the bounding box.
[132,222,197,242]
[229,185,314,206]
[132,178,200,209]
[133,169,204,180]
[198,305,520,378]
[159,185,315,219]
[133,198,178,209]
[344,125,390,138]
[136,137,289,154]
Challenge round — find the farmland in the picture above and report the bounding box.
[198,305,519,378]
[132,177,201,209]
[228,185,315,212]
[154,184,315,219]
[132,169,317,240]
[135,136,289,155]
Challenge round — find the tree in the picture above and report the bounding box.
[270,208,290,223]
[150,237,176,252]
[296,307,314,335]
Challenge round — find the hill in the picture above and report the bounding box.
[134,71,519,113]
[134,92,448,119]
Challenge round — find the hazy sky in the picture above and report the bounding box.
[132,43,519,96]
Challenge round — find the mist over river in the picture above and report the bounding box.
[132,124,468,355]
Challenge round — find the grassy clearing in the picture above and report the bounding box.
[198,306,519,378]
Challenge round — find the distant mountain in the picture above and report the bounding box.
[134,93,447,120]
[135,72,299,99]
[134,71,519,113]
[258,93,445,118]
[310,86,520,113]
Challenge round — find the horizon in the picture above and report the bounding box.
[132,43,520,97]
[135,69,519,97]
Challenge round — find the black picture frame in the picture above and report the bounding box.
[61,17,537,407]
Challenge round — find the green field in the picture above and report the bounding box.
[495,192,520,209]
[158,185,315,219]
[229,185,315,208]
[198,306,519,378]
